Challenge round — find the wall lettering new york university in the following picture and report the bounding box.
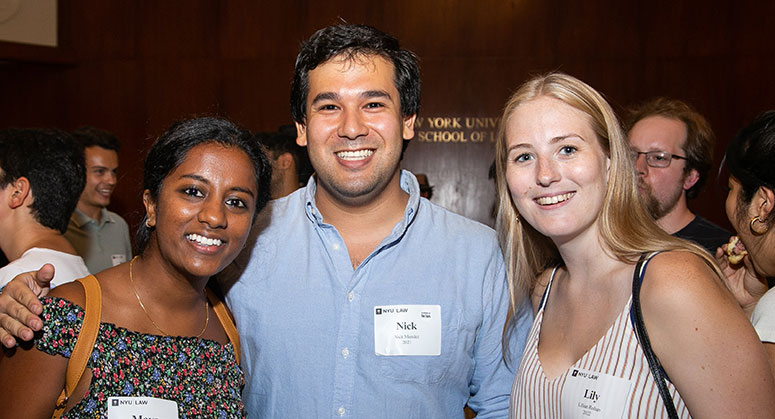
[414,116,500,143]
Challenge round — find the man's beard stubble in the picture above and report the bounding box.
[637,178,682,221]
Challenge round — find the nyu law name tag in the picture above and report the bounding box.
[561,368,632,418]
[111,254,127,266]
[374,304,441,356]
[107,396,178,419]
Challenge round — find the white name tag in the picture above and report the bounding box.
[374,304,441,356]
[107,396,179,419]
[561,368,632,418]
[111,254,127,266]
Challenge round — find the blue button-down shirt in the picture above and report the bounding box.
[225,171,532,418]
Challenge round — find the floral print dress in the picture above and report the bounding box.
[37,296,246,418]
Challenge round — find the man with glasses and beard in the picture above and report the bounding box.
[627,97,730,252]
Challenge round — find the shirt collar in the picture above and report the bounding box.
[303,170,421,231]
[72,207,115,227]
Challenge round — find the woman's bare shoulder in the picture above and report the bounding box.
[640,250,723,303]
[47,279,87,307]
[638,251,775,417]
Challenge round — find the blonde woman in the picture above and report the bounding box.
[495,73,775,418]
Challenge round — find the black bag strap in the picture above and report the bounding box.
[631,252,679,419]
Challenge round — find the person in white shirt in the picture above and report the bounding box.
[0,128,90,288]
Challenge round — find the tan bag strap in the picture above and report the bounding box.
[52,275,102,419]
[206,288,241,364]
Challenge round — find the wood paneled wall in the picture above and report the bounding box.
[2,0,773,232]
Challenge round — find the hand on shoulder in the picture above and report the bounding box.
[0,265,57,347]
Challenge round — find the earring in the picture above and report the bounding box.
[145,219,154,229]
[749,216,769,235]
[515,214,521,223]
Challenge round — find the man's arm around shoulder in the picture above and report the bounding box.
[0,265,54,348]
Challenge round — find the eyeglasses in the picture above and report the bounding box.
[631,150,687,168]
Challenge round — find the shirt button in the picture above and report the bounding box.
[341,347,349,358]
[332,243,340,251]
[337,406,346,416]
[347,292,354,301]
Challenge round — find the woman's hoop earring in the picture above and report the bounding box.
[749,216,769,235]
[145,219,154,229]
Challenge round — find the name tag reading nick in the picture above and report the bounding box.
[561,368,632,418]
[107,396,179,419]
[374,305,441,356]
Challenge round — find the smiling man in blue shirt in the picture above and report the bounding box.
[223,24,532,418]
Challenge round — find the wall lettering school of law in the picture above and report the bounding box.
[414,116,501,143]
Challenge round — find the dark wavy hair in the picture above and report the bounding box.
[136,117,272,254]
[256,125,313,184]
[290,23,421,124]
[72,125,120,152]
[725,110,775,226]
[0,128,85,233]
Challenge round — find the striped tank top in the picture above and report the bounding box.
[509,265,692,418]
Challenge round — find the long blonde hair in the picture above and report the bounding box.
[495,73,720,333]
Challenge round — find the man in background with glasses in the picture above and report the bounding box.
[626,97,730,252]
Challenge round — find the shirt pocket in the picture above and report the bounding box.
[377,321,461,384]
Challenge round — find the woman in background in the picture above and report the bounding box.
[0,117,271,418]
[717,110,775,378]
[495,72,774,418]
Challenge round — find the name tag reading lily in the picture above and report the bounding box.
[561,368,632,418]
[374,305,441,356]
